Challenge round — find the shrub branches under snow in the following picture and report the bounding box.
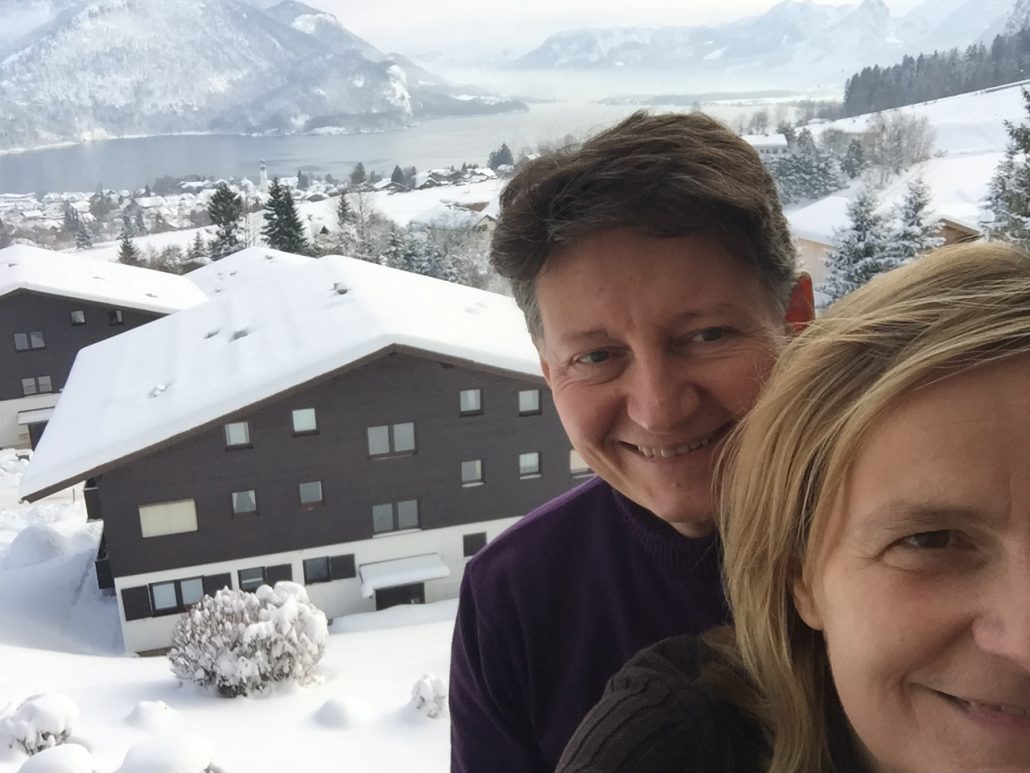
[168,583,328,698]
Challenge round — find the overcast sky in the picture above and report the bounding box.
[306,0,923,57]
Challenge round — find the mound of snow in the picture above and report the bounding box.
[409,673,447,719]
[116,734,215,773]
[3,524,71,569]
[125,700,175,730]
[0,693,78,755]
[313,698,351,729]
[17,743,91,773]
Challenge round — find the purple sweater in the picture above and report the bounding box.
[449,476,729,773]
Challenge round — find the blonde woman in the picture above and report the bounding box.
[557,242,1030,772]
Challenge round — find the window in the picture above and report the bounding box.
[238,567,265,592]
[20,376,53,395]
[461,459,483,486]
[303,553,356,584]
[231,489,257,515]
[367,421,415,456]
[123,575,227,621]
[70,310,86,325]
[224,421,250,448]
[303,556,330,584]
[459,388,482,416]
[292,407,317,434]
[299,480,323,507]
[108,309,124,325]
[518,389,541,415]
[463,532,487,557]
[148,576,203,616]
[138,499,198,538]
[237,563,292,592]
[570,449,592,477]
[372,499,419,534]
[519,452,541,478]
[13,331,45,351]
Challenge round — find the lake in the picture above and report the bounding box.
[0,100,772,194]
[0,102,641,194]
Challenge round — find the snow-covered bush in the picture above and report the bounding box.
[0,694,78,755]
[169,582,328,698]
[409,673,447,719]
[17,743,91,773]
[117,734,215,773]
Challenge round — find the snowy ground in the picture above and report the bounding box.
[0,449,453,772]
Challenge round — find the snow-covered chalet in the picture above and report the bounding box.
[19,255,587,652]
[0,245,206,448]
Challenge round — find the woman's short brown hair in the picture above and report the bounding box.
[489,110,798,337]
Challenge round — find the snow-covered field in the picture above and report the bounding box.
[74,178,503,265]
[0,449,453,772]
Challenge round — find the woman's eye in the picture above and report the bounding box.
[575,351,610,365]
[899,530,953,549]
[692,327,727,343]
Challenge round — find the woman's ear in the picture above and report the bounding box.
[791,561,824,631]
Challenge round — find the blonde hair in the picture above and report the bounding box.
[716,243,1030,771]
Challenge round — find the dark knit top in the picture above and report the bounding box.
[558,633,868,773]
[449,477,729,773]
[556,635,768,772]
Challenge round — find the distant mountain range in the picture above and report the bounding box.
[512,0,1018,89]
[0,0,525,151]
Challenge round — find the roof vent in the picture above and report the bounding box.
[148,384,168,398]
[230,328,250,341]
[333,282,349,295]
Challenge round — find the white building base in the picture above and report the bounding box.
[114,516,521,653]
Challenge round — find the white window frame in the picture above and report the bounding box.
[518,389,541,415]
[519,451,541,478]
[292,407,317,434]
[459,388,482,416]
[139,499,198,538]
[461,459,484,486]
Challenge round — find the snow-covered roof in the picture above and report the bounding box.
[742,133,788,149]
[785,195,851,244]
[358,554,450,598]
[186,247,314,297]
[20,255,539,500]
[0,245,207,313]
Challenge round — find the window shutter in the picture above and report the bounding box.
[121,586,152,621]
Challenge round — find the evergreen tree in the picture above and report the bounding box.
[62,202,80,236]
[984,89,1030,246]
[117,229,143,266]
[0,217,11,248]
[207,182,244,260]
[296,168,310,190]
[349,162,367,187]
[390,165,406,185]
[261,178,309,253]
[842,139,866,179]
[891,178,942,262]
[336,194,354,230]
[770,129,846,205]
[823,189,894,301]
[187,232,207,262]
[487,143,514,170]
[75,223,94,250]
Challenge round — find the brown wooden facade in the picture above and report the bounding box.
[0,289,163,402]
[90,350,578,582]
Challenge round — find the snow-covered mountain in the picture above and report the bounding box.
[513,0,1017,88]
[0,0,523,150]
